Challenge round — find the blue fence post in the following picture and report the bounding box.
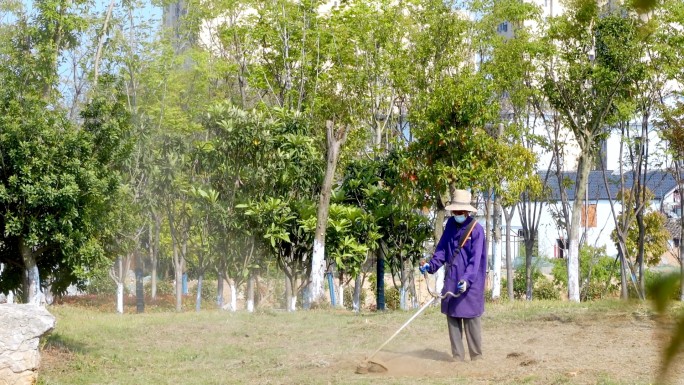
[327,272,336,307]
[182,273,188,295]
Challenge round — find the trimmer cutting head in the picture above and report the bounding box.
[355,359,388,374]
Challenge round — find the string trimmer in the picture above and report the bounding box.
[355,219,476,374]
[354,275,464,374]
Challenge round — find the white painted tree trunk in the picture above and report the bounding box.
[491,239,502,299]
[309,121,346,307]
[491,192,502,299]
[230,281,237,312]
[216,277,224,308]
[116,282,124,314]
[353,276,362,312]
[20,240,41,305]
[400,260,409,310]
[567,238,580,301]
[565,147,593,302]
[308,239,326,305]
[195,275,203,312]
[288,295,297,312]
[338,280,344,308]
[246,274,255,312]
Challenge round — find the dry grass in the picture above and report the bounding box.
[37,299,684,385]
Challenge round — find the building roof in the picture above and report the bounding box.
[543,170,679,201]
[664,218,681,240]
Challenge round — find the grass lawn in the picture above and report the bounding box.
[37,299,684,385]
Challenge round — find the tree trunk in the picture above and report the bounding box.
[174,244,183,312]
[484,190,492,287]
[20,238,41,305]
[150,214,161,300]
[376,250,385,311]
[195,274,204,312]
[636,207,646,296]
[309,120,346,306]
[504,207,515,301]
[400,257,409,310]
[116,281,124,314]
[285,276,296,312]
[246,273,255,312]
[216,275,224,309]
[433,199,447,300]
[678,163,684,301]
[568,150,594,302]
[618,246,628,299]
[491,194,502,299]
[338,278,345,309]
[353,275,362,312]
[135,250,144,313]
[409,268,417,309]
[229,279,237,312]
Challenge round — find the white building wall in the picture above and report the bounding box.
[493,197,672,266]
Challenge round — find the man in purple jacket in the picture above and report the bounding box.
[420,189,486,362]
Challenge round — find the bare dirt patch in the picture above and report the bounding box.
[341,304,684,385]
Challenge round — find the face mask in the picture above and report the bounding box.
[454,214,467,224]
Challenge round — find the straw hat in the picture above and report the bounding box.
[445,189,477,212]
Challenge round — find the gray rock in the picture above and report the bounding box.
[0,304,56,385]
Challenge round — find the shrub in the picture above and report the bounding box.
[582,281,607,301]
[641,270,680,300]
[146,280,175,296]
[84,270,116,295]
[534,277,561,300]
[513,268,543,299]
[552,245,618,287]
[492,271,558,301]
[486,278,510,302]
[384,287,400,310]
[200,280,218,301]
[343,286,366,310]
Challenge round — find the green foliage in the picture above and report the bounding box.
[384,286,400,311]
[646,273,684,383]
[512,267,542,299]
[326,204,380,278]
[610,199,670,267]
[534,277,561,301]
[0,78,133,295]
[199,280,218,302]
[146,280,175,297]
[84,270,117,295]
[495,268,559,300]
[635,270,682,301]
[552,246,620,301]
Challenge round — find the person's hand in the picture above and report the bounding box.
[419,261,430,275]
[457,280,467,293]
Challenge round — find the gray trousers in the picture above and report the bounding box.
[446,315,482,361]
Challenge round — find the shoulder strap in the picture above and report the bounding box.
[458,219,477,248]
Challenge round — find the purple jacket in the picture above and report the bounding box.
[426,216,486,318]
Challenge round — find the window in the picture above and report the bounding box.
[497,22,508,33]
[581,204,597,228]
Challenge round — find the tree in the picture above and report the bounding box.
[658,0,684,301]
[0,0,134,303]
[474,0,542,300]
[540,0,646,301]
[610,189,671,288]
[0,71,132,304]
[239,109,323,311]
